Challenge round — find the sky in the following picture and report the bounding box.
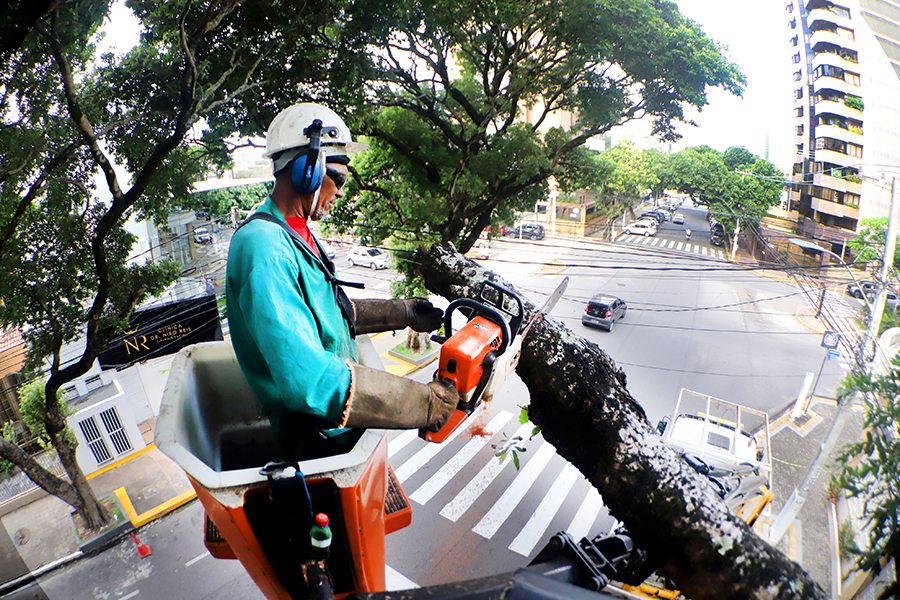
[96,1,797,172]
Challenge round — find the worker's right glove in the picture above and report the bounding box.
[339,364,460,432]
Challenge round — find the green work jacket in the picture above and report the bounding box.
[226,197,357,445]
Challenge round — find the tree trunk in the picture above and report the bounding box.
[416,245,825,600]
[406,329,430,354]
[54,432,110,529]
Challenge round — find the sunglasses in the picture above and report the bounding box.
[326,167,348,190]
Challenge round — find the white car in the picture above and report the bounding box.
[320,239,336,260]
[672,214,685,225]
[193,227,212,244]
[347,246,389,269]
[624,221,657,237]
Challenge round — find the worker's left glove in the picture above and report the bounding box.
[352,298,444,335]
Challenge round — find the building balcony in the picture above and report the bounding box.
[811,196,859,219]
[813,75,854,97]
[816,148,858,167]
[814,99,862,120]
[811,172,862,194]
[812,51,859,73]
[816,124,864,145]
[808,8,852,29]
[810,30,856,53]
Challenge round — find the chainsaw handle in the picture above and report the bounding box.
[441,298,512,355]
[478,281,524,335]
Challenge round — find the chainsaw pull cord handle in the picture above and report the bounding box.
[439,298,512,355]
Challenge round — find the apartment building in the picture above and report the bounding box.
[786,0,900,260]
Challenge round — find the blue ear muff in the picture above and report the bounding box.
[291,151,325,194]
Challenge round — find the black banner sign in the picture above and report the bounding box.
[98,295,223,369]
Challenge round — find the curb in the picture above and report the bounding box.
[0,550,84,596]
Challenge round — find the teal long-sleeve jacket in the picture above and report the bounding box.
[225,197,357,444]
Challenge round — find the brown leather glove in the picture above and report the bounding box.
[340,364,459,432]
[352,298,444,334]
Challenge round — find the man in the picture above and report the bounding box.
[226,103,458,458]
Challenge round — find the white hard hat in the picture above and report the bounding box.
[264,103,367,163]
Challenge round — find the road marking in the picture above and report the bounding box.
[508,462,580,556]
[566,486,604,543]
[438,421,536,522]
[393,406,481,482]
[676,242,684,251]
[409,411,513,505]
[185,552,208,568]
[388,429,418,457]
[122,592,140,600]
[385,565,419,590]
[472,442,556,539]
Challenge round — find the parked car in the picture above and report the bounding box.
[640,212,665,223]
[710,233,726,247]
[507,223,545,240]
[321,239,336,260]
[347,246,389,269]
[193,227,212,244]
[582,294,627,332]
[624,221,657,236]
[672,214,685,225]
[466,241,491,260]
[846,281,900,308]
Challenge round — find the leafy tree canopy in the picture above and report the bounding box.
[847,218,900,271]
[834,364,900,599]
[332,0,745,254]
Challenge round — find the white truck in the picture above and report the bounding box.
[657,389,773,525]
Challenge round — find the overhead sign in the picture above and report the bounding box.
[98,296,223,369]
[821,331,840,349]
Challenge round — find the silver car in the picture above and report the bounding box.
[582,294,627,332]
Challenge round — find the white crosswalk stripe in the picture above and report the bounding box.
[408,411,513,505]
[616,234,726,259]
[438,421,535,522]
[508,462,580,555]
[472,442,557,539]
[390,413,611,559]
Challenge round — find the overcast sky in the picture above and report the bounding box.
[97,1,796,172]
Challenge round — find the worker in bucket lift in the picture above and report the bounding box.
[226,103,458,459]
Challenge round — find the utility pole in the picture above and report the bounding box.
[862,177,899,364]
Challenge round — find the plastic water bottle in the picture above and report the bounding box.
[310,513,332,558]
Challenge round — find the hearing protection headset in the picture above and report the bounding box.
[291,119,325,195]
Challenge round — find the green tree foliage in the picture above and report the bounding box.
[664,145,784,233]
[848,218,900,271]
[0,0,361,528]
[834,364,900,599]
[196,182,272,220]
[334,0,745,254]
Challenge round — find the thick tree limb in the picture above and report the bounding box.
[415,245,825,600]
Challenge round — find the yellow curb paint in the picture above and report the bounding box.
[87,444,157,480]
[132,490,197,528]
[386,364,414,376]
[114,487,138,523]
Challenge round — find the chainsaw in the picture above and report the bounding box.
[420,277,568,443]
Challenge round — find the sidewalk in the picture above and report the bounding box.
[0,329,436,595]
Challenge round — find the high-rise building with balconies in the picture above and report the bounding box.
[786,0,900,259]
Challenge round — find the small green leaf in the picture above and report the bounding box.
[513,452,520,470]
[519,406,530,424]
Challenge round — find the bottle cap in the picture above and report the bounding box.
[315,513,329,527]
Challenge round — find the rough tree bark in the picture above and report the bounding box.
[416,245,825,600]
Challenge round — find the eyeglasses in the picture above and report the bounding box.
[326,167,347,190]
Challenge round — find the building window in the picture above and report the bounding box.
[830,3,851,18]
[794,88,804,99]
[794,70,802,81]
[792,52,802,64]
[836,26,855,41]
[845,71,860,86]
[796,106,805,117]
[816,137,847,153]
[847,143,863,158]
[796,144,804,155]
[789,18,797,28]
[814,64,844,80]
[796,125,805,136]
[786,2,794,12]
[791,35,799,47]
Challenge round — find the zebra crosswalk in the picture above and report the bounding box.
[617,234,728,259]
[388,408,613,560]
